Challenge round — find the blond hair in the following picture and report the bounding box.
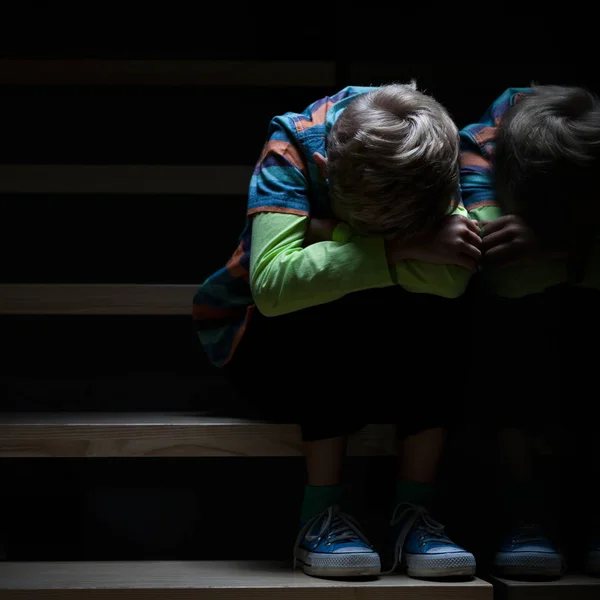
[327,83,460,242]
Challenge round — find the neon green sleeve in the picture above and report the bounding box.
[484,242,600,297]
[250,209,473,317]
[250,212,393,317]
[325,203,473,299]
[467,205,600,297]
[393,203,473,298]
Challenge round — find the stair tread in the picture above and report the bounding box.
[489,574,600,600]
[492,575,600,587]
[0,560,492,591]
[0,414,396,457]
[0,283,199,315]
[0,412,264,426]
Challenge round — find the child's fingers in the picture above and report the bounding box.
[464,229,482,248]
[464,218,481,235]
[482,216,511,236]
[481,228,512,251]
[460,242,482,260]
[484,242,521,266]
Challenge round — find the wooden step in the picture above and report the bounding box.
[0,414,396,458]
[0,560,493,600]
[0,165,252,195]
[490,574,600,600]
[0,59,335,87]
[0,284,198,315]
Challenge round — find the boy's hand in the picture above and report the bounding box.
[480,215,542,268]
[303,218,340,247]
[386,215,482,271]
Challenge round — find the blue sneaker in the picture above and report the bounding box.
[584,539,600,575]
[493,524,563,578]
[387,503,476,578]
[293,505,381,578]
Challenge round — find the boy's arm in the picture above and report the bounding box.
[250,212,393,317]
[304,208,478,300]
[392,204,476,298]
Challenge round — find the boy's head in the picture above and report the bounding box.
[321,83,460,242]
[495,85,600,251]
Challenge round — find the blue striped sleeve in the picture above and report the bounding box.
[247,116,311,217]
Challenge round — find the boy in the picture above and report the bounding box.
[460,84,600,577]
[194,83,481,579]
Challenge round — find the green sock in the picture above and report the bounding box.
[396,479,435,510]
[300,484,344,522]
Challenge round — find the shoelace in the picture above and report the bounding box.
[293,505,372,569]
[384,503,447,574]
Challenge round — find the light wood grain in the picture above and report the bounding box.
[489,574,600,600]
[0,165,252,195]
[0,560,492,600]
[0,59,336,87]
[0,284,198,315]
[0,415,397,458]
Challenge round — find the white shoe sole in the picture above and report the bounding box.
[405,552,476,579]
[294,547,381,578]
[494,551,563,578]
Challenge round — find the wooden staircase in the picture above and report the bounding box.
[0,415,496,598]
[1,18,598,600]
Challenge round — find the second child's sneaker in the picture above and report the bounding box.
[387,503,476,578]
[293,505,381,578]
[493,524,563,578]
[584,539,600,575]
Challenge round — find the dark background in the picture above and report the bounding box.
[0,6,597,573]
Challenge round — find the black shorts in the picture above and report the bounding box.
[224,285,473,441]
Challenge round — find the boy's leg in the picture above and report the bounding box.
[397,427,445,496]
[394,427,445,512]
[294,287,464,579]
[295,426,381,578]
[300,426,357,521]
[303,433,347,485]
[225,301,380,578]
[389,425,476,578]
[378,288,476,578]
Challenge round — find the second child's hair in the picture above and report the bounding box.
[494,85,600,281]
[327,83,460,242]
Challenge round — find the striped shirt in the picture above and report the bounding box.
[459,87,531,222]
[193,86,377,367]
